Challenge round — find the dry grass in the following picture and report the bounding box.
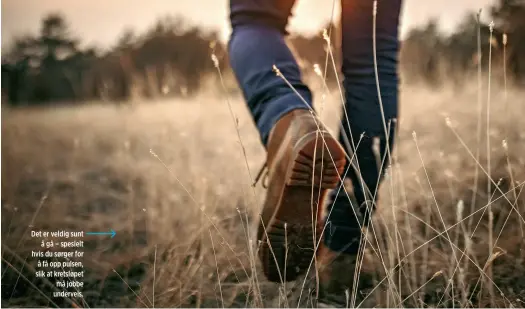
[2,79,525,307]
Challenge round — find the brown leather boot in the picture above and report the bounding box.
[255,109,346,283]
[316,243,375,308]
[316,244,357,307]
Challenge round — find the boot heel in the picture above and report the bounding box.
[287,131,346,188]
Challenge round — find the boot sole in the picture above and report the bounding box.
[258,130,346,282]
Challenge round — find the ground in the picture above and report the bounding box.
[2,81,525,308]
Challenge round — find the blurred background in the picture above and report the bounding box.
[2,0,524,104]
[2,0,525,308]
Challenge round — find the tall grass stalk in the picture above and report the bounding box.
[485,21,495,307]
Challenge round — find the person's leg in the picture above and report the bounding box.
[229,0,310,145]
[229,0,347,283]
[324,0,403,257]
[317,1,403,304]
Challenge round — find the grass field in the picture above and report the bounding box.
[2,80,525,307]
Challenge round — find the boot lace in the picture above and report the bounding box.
[252,161,269,188]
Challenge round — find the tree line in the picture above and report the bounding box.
[1,15,228,105]
[400,0,524,88]
[1,0,523,106]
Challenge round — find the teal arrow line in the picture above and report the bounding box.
[85,229,116,238]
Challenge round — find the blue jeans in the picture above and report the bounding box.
[229,0,402,254]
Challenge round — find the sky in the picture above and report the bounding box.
[2,0,497,49]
